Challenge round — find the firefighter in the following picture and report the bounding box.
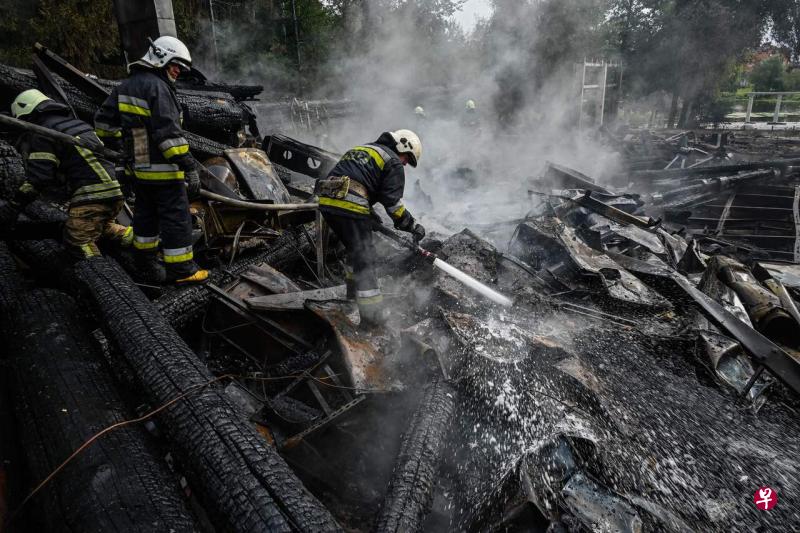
[10,89,131,259]
[317,130,425,325]
[463,99,479,128]
[94,36,208,284]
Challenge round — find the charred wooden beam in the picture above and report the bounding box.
[73,256,340,532]
[375,378,457,533]
[0,62,242,146]
[0,139,25,201]
[1,286,198,531]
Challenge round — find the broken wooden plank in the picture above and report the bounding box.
[246,285,346,311]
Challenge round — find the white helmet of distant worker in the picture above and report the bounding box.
[466,99,476,110]
[414,106,426,117]
[131,36,192,71]
[389,129,422,168]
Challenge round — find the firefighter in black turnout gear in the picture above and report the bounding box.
[318,130,426,325]
[10,89,131,259]
[94,36,208,285]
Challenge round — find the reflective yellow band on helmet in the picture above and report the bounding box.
[318,196,371,215]
[163,246,193,263]
[353,146,386,170]
[28,152,60,165]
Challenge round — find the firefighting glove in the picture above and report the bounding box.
[411,223,426,243]
[185,169,201,200]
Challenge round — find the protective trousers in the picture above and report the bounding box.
[63,199,130,259]
[323,213,387,324]
[132,181,198,279]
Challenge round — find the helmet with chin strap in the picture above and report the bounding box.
[389,129,422,168]
[129,36,192,72]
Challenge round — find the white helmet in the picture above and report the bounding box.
[414,106,426,117]
[389,129,422,168]
[130,36,192,71]
[466,99,476,110]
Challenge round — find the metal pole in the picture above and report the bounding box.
[745,94,754,123]
[599,61,609,127]
[199,190,318,211]
[578,59,587,130]
[208,0,220,71]
[773,94,783,123]
[315,209,326,281]
[291,0,301,71]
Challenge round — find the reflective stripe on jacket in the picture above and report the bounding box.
[319,135,416,230]
[23,102,122,206]
[94,68,194,182]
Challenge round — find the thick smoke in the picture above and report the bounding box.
[290,0,623,245]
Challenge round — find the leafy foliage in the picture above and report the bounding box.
[0,0,123,77]
[750,56,787,92]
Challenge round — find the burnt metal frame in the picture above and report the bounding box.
[683,185,799,260]
[272,351,367,450]
[207,283,313,355]
[612,252,800,395]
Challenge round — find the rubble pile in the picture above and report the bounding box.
[1,46,799,532]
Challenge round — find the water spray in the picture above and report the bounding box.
[374,225,514,307]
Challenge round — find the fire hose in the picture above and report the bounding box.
[374,224,514,307]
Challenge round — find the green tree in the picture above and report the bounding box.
[0,0,122,76]
[785,68,800,91]
[767,0,800,60]
[750,55,787,91]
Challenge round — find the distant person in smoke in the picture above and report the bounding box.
[9,89,132,259]
[317,130,426,326]
[94,36,208,285]
[462,99,480,129]
[414,106,428,136]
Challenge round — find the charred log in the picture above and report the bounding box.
[73,256,339,532]
[375,378,457,533]
[0,63,241,146]
[0,139,25,210]
[177,79,264,102]
[3,288,197,532]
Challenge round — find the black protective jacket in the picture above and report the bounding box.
[319,132,416,230]
[21,100,122,206]
[94,67,196,182]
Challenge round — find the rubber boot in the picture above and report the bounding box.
[173,269,210,285]
[358,300,391,327]
[134,252,166,284]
